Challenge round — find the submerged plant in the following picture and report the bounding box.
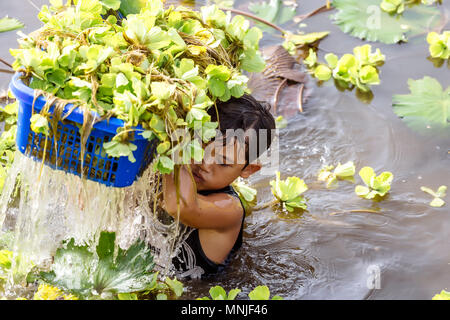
[421,185,447,207]
[427,31,450,60]
[392,76,450,135]
[331,0,441,44]
[355,167,393,200]
[318,161,356,188]
[39,231,156,299]
[270,171,308,212]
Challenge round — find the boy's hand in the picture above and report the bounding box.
[162,165,243,231]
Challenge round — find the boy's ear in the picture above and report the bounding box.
[240,163,261,179]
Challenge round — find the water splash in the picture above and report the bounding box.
[0,152,189,297]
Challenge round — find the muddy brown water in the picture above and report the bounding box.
[1,0,449,299]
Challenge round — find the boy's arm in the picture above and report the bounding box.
[162,166,243,230]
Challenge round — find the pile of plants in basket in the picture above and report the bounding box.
[10,0,265,174]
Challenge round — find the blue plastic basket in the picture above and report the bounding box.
[9,73,157,188]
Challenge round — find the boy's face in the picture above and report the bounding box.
[190,138,261,191]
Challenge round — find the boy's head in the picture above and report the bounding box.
[191,94,276,191]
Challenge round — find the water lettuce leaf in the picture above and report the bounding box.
[392,77,450,135]
[421,185,447,207]
[197,285,241,300]
[355,166,393,199]
[0,16,24,33]
[248,0,296,30]
[248,285,283,300]
[270,171,308,212]
[318,161,356,188]
[39,231,156,298]
[331,0,441,44]
[433,290,450,300]
[427,31,450,60]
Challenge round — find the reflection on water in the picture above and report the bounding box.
[1,0,449,300]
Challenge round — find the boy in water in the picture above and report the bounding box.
[162,94,276,279]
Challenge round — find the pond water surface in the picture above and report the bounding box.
[1,0,449,300]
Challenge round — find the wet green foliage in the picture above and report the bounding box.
[392,76,450,135]
[331,0,441,44]
[39,231,157,298]
[0,17,24,33]
[9,0,265,173]
[305,44,385,93]
[355,167,394,200]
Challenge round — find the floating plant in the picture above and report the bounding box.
[355,166,393,200]
[318,161,356,188]
[421,185,447,207]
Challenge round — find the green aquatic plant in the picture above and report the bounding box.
[270,171,308,212]
[433,290,450,300]
[0,100,18,191]
[318,161,356,188]
[231,178,257,214]
[380,0,405,14]
[248,0,296,31]
[282,31,329,56]
[305,44,385,92]
[355,166,393,200]
[248,285,283,300]
[0,16,24,33]
[10,0,265,174]
[274,115,287,129]
[197,285,241,300]
[392,76,450,135]
[421,185,447,207]
[197,285,282,300]
[381,0,442,14]
[331,0,441,44]
[427,31,450,60]
[39,231,156,299]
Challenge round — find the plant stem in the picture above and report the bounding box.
[328,209,381,216]
[252,198,280,211]
[0,58,12,69]
[220,7,286,34]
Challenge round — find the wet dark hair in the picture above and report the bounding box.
[208,94,276,166]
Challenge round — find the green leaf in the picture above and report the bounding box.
[30,114,50,136]
[248,0,296,30]
[39,231,156,298]
[165,277,184,297]
[270,171,308,210]
[100,0,121,10]
[427,31,450,60]
[209,285,227,300]
[432,290,450,300]
[355,167,393,199]
[283,31,330,46]
[313,64,332,81]
[103,140,138,162]
[421,185,447,207]
[392,77,450,135]
[0,16,24,33]
[248,285,270,300]
[331,0,441,44]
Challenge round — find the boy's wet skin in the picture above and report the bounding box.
[163,94,276,277]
